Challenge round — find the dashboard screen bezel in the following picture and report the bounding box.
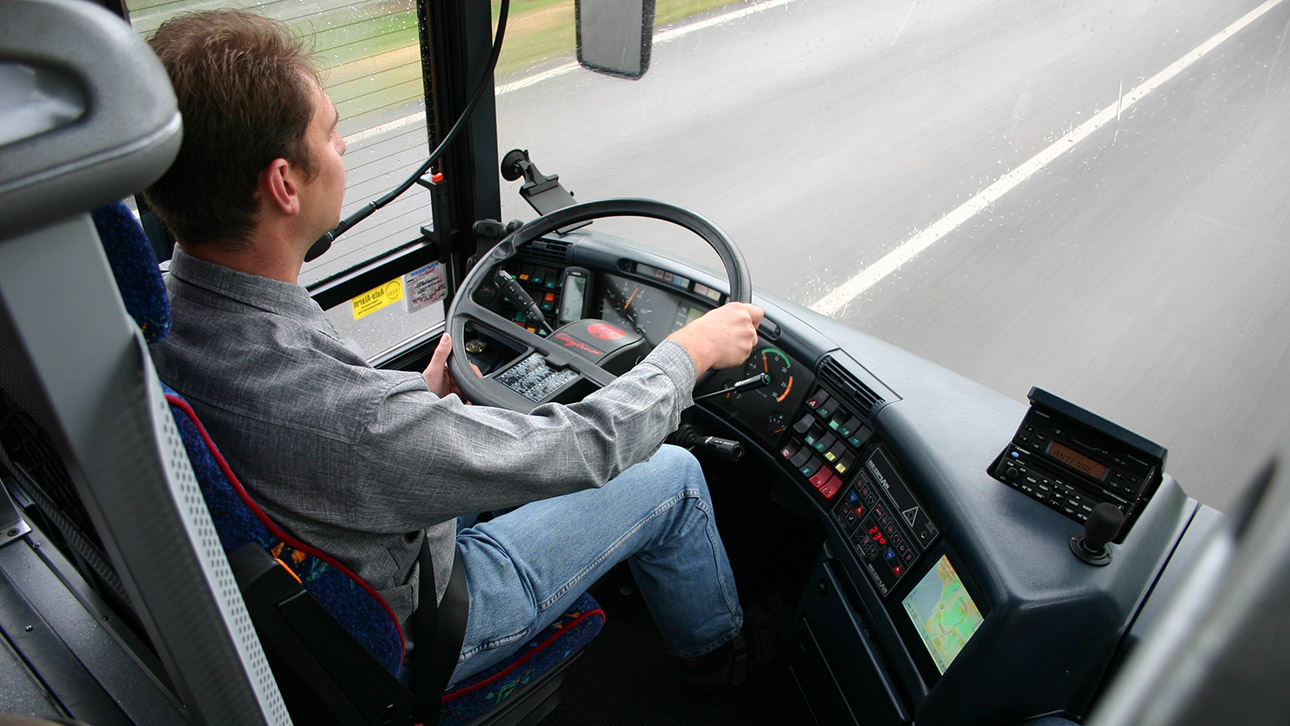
[886,543,990,685]
[900,553,986,676]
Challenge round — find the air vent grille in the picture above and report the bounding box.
[520,237,573,265]
[818,355,884,414]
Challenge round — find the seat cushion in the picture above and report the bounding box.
[439,593,605,726]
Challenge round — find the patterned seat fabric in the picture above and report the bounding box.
[440,592,604,725]
[165,388,407,673]
[166,385,606,709]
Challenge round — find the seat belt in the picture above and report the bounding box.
[412,536,469,725]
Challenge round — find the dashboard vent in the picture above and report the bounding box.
[520,237,573,265]
[818,355,887,415]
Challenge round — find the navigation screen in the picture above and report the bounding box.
[902,555,984,675]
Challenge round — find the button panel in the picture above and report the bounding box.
[500,263,568,335]
[829,448,937,598]
[774,384,887,502]
[780,386,877,502]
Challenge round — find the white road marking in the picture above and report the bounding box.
[891,0,918,48]
[809,0,1285,318]
[345,0,808,146]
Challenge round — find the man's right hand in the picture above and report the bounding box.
[665,302,764,375]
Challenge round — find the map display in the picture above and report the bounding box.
[902,555,984,674]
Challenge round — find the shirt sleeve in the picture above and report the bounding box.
[351,340,698,532]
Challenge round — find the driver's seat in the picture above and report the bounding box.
[96,199,605,725]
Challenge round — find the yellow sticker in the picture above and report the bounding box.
[351,279,405,320]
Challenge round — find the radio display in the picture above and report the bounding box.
[1048,441,1109,480]
[902,556,984,675]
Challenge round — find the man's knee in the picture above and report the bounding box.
[644,443,708,496]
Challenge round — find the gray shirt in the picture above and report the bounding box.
[151,247,697,624]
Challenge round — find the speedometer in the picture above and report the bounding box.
[601,277,661,343]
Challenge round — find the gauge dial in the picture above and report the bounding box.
[698,344,810,449]
[601,277,664,343]
[740,347,794,404]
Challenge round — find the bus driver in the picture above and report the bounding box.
[143,10,768,692]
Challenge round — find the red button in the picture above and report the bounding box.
[809,465,831,490]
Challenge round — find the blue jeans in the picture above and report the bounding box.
[447,444,743,687]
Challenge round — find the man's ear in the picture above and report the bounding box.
[261,158,300,216]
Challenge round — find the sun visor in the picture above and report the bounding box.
[0,0,180,241]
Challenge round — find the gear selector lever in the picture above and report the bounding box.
[1070,503,1125,566]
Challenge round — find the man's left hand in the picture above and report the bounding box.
[422,333,462,398]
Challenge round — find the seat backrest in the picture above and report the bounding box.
[163,384,406,674]
[93,198,411,723]
[92,194,408,674]
[0,2,287,722]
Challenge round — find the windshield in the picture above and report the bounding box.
[492,0,1289,514]
[125,0,1290,513]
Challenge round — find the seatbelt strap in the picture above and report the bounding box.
[412,536,469,725]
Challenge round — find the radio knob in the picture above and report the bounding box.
[1004,466,1020,481]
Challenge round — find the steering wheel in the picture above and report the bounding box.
[447,198,751,411]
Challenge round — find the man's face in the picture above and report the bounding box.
[299,78,347,239]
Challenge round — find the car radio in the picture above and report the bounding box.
[990,388,1167,542]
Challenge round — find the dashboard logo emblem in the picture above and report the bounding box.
[587,323,626,340]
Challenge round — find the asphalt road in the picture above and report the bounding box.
[492,0,1290,513]
[322,0,1288,512]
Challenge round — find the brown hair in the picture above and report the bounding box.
[144,10,321,249]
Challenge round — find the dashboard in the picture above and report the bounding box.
[469,237,976,675]
[460,231,1212,726]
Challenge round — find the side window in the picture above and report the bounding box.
[126,0,445,360]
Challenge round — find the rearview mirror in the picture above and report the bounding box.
[575,0,655,80]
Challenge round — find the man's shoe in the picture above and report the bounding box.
[677,602,784,691]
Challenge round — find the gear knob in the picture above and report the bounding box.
[1070,503,1125,566]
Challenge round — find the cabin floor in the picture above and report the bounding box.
[548,454,820,724]
[547,567,808,725]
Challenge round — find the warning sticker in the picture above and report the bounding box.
[404,262,447,313]
[351,279,405,320]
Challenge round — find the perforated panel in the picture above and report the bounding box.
[149,379,291,724]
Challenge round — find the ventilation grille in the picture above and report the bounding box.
[818,355,885,415]
[520,237,573,265]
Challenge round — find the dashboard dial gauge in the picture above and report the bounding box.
[601,279,658,341]
[740,347,794,403]
[729,347,795,437]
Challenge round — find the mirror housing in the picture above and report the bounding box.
[575,0,656,79]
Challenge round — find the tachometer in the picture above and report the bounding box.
[726,347,797,438]
[741,347,794,404]
[697,343,812,449]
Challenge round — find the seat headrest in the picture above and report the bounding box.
[92,201,170,344]
[0,0,180,242]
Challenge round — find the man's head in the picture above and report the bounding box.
[144,10,339,252]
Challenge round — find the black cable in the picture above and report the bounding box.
[306,0,512,262]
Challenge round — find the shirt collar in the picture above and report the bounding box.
[167,246,326,322]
